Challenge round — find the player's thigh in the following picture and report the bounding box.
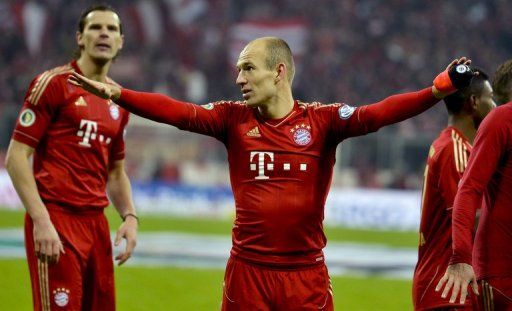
[221,257,272,311]
[83,215,115,311]
[25,214,84,311]
[479,278,512,311]
[274,263,333,311]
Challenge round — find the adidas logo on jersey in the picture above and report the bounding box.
[74,96,87,106]
[246,126,261,137]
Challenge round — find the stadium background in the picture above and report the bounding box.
[0,0,510,310]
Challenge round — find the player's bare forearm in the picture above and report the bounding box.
[107,160,136,218]
[108,160,138,265]
[5,139,64,262]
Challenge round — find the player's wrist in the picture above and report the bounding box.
[111,87,121,101]
[30,209,52,224]
[121,213,139,224]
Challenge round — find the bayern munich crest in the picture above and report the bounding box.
[291,124,312,146]
[109,104,120,120]
[53,288,70,307]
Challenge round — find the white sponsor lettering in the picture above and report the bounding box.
[77,120,98,147]
[250,151,274,180]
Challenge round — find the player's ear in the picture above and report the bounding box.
[469,94,478,112]
[275,63,286,84]
[76,31,84,48]
[119,34,124,50]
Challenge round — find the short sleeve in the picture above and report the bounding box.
[11,74,63,148]
[109,110,130,162]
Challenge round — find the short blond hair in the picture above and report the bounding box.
[262,37,295,84]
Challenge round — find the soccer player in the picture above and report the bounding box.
[436,61,512,309]
[69,37,473,310]
[4,4,138,311]
[412,69,495,311]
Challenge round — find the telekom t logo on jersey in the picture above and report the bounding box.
[77,119,111,147]
[250,151,308,180]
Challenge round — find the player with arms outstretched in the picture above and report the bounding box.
[70,37,474,310]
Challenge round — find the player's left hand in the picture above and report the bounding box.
[114,216,138,266]
[68,71,121,100]
[435,263,479,304]
[432,57,477,98]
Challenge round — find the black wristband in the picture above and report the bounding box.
[122,213,139,224]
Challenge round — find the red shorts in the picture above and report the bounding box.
[24,207,115,311]
[475,278,512,311]
[221,256,333,311]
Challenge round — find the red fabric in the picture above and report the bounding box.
[433,70,457,93]
[413,127,473,310]
[11,61,129,210]
[475,278,512,310]
[24,210,115,311]
[117,87,438,267]
[450,103,512,279]
[221,256,333,311]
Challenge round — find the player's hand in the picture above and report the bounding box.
[68,72,121,100]
[32,216,65,264]
[114,216,138,266]
[432,57,477,98]
[435,263,479,304]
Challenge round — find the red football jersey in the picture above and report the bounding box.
[12,61,129,210]
[413,127,472,310]
[451,103,512,279]
[117,87,438,266]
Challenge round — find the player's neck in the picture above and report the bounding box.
[76,56,111,83]
[449,115,476,144]
[257,88,294,119]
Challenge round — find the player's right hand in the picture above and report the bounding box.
[68,72,121,100]
[435,263,479,304]
[32,217,65,264]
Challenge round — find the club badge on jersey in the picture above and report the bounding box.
[290,123,312,146]
[109,104,120,120]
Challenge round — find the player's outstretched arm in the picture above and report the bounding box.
[435,263,478,304]
[5,140,64,264]
[357,57,477,133]
[69,72,199,127]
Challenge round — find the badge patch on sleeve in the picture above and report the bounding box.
[201,103,214,110]
[338,105,355,120]
[19,109,36,127]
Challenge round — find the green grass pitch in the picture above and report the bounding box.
[0,208,415,310]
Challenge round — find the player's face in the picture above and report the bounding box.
[77,11,123,63]
[236,42,277,107]
[474,81,496,126]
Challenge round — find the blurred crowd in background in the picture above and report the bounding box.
[1,0,511,189]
